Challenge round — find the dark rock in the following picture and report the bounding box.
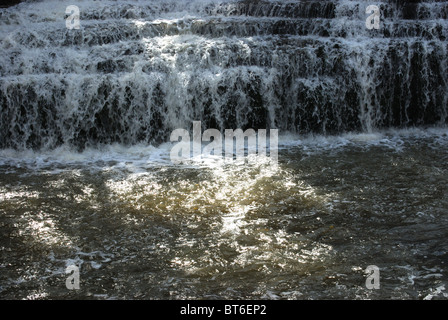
[0,0,23,8]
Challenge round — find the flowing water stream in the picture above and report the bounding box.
[0,0,447,300]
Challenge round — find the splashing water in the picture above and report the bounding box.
[1,0,448,300]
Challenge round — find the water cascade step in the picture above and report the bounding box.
[0,0,447,150]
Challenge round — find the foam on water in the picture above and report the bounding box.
[1,127,447,171]
[1,0,448,300]
[1,0,447,150]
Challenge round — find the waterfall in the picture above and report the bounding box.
[0,0,447,150]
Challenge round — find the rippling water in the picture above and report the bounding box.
[1,0,448,300]
[1,128,448,300]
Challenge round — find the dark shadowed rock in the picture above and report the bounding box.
[0,0,23,8]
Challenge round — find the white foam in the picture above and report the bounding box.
[1,127,448,172]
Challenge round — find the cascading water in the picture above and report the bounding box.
[1,0,448,301]
[0,0,446,149]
